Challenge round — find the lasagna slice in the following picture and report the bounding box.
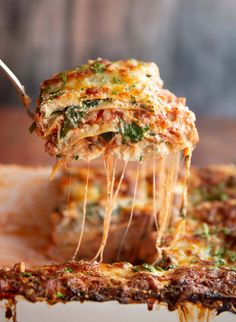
[34,58,198,162]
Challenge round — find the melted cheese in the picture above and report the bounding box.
[178,302,215,322]
[40,59,163,116]
[92,155,118,262]
[34,58,198,266]
[118,162,141,258]
[72,162,90,260]
[156,153,180,250]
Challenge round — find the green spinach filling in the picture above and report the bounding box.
[119,120,149,143]
[100,121,149,144]
[51,99,111,138]
[50,100,149,143]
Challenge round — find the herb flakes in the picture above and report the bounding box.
[59,72,67,83]
[56,291,65,299]
[91,61,106,74]
[133,263,164,274]
[21,272,32,278]
[64,268,73,273]
[112,77,122,84]
[202,223,210,240]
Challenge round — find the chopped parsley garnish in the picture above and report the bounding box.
[228,251,236,263]
[64,268,73,273]
[202,223,210,240]
[28,122,36,133]
[214,247,226,258]
[133,263,164,273]
[21,272,32,278]
[43,73,67,97]
[56,292,65,299]
[91,61,106,73]
[112,77,122,84]
[75,64,87,72]
[146,74,152,78]
[221,227,231,236]
[213,257,226,267]
[74,155,80,160]
[59,72,67,83]
[101,132,116,142]
[119,121,149,144]
[190,184,229,206]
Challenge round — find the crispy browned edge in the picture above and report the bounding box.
[0,260,235,315]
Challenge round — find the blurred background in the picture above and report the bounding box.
[0,0,235,165]
[1,0,236,116]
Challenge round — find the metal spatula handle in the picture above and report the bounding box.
[0,59,33,119]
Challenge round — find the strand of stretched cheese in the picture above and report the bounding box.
[164,150,192,250]
[167,152,180,228]
[66,173,72,205]
[180,149,192,235]
[155,153,180,251]
[50,159,64,180]
[152,157,158,230]
[177,303,215,322]
[72,161,90,260]
[117,161,141,259]
[137,160,147,201]
[92,155,117,262]
[111,160,128,207]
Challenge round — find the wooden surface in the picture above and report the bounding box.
[0,108,235,166]
[1,0,236,116]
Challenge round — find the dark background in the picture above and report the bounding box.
[0,0,236,116]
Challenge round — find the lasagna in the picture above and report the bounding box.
[48,165,236,269]
[32,58,199,263]
[0,165,236,322]
[34,58,198,162]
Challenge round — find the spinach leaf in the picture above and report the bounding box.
[60,99,110,138]
[101,132,116,141]
[119,120,149,143]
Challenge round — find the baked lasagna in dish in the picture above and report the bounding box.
[3,57,234,321]
[0,164,235,322]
